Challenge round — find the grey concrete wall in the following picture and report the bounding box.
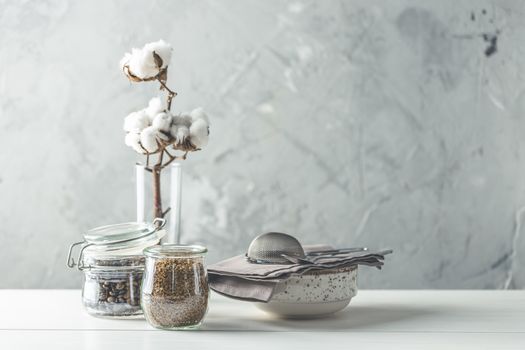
[1,0,524,288]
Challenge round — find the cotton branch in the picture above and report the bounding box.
[121,40,210,222]
[157,77,178,111]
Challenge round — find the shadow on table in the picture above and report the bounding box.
[203,304,441,331]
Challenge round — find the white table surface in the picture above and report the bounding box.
[0,290,523,349]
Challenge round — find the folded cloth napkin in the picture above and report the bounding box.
[208,275,280,302]
[208,245,392,302]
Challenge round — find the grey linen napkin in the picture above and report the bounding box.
[208,245,392,302]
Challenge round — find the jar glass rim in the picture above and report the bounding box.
[144,244,207,258]
[84,222,156,245]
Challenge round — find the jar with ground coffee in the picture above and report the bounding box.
[141,245,209,330]
[66,219,166,318]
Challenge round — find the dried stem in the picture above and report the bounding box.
[152,166,163,219]
[150,141,167,219]
[162,207,171,217]
[157,78,177,111]
[160,149,187,170]
[141,74,189,222]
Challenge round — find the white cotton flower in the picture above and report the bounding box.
[175,125,189,144]
[189,107,209,124]
[145,97,164,121]
[120,39,173,80]
[157,130,170,141]
[123,110,150,132]
[128,49,158,80]
[140,126,160,153]
[173,113,192,127]
[124,132,144,154]
[144,40,172,67]
[151,112,172,132]
[189,118,209,148]
[169,124,178,140]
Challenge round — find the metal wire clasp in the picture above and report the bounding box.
[153,217,166,229]
[66,241,94,270]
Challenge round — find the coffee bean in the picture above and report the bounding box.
[82,256,145,317]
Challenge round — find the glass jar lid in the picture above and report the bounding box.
[84,222,157,245]
[67,218,166,270]
[144,244,207,258]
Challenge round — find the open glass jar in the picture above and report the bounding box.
[141,245,209,330]
[66,219,166,318]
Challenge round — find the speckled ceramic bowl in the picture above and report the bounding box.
[255,266,358,318]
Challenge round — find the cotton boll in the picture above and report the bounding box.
[181,114,193,127]
[128,48,158,79]
[189,107,209,124]
[157,130,170,141]
[189,118,209,148]
[152,112,172,132]
[143,39,172,69]
[175,125,189,145]
[125,132,145,154]
[145,97,164,121]
[173,113,192,127]
[123,110,150,132]
[140,126,159,153]
[169,124,178,140]
[123,40,173,80]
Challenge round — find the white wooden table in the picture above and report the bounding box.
[0,290,523,349]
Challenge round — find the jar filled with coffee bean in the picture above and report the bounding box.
[67,219,166,318]
[142,245,209,330]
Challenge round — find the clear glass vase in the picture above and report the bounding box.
[136,163,183,244]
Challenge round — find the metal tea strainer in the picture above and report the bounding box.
[246,232,369,264]
[246,232,306,264]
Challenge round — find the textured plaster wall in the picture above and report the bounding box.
[1,0,525,288]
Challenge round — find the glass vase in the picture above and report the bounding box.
[136,163,183,244]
